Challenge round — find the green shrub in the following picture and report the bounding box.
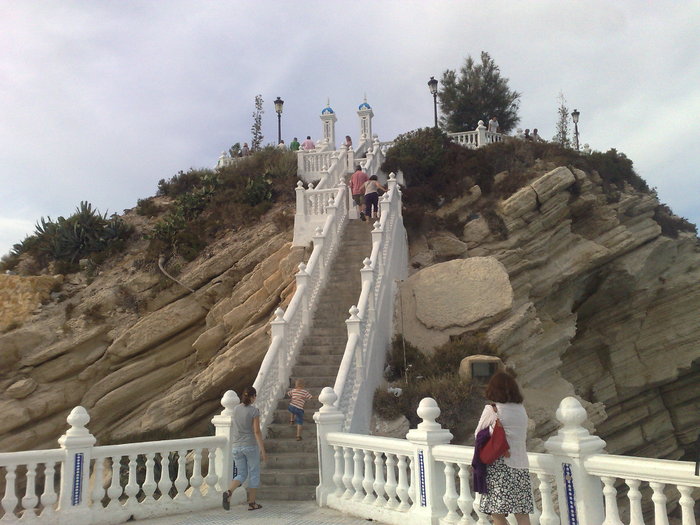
[653,204,697,238]
[157,168,212,197]
[136,198,162,217]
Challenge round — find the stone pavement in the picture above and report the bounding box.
[132,500,383,524]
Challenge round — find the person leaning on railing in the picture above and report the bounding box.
[474,372,534,525]
[222,386,267,512]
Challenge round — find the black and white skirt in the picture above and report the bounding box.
[479,457,534,515]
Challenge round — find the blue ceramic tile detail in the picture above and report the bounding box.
[563,463,578,525]
[418,450,426,507]
[72,453,84,506]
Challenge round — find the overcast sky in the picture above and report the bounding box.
[2,1,699,257]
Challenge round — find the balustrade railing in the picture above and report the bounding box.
[0,391,244,525]
[332,172,408,434]
[448,120,503,150]
[315,392,699,525]
[254,183,349,434]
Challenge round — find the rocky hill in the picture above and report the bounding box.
[1,147,698,464]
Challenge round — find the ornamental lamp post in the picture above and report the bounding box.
[571,108,580,151]
[428,76,438,128]
[274,97,284,145]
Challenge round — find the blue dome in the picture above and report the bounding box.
[321,106,334,114]
[358,102,371,110]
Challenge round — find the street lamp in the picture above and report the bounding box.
[428,76,438,128]
[274,97,284,145]
[571,108,580,151]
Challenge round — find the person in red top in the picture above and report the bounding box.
[287,379,313,440]
[301,136,315,150]
[349,166,369,220]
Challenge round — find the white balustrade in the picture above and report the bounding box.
[0,392,240,524]
[447,120,504,150]
[333,172,408,434]
[314,394,699,525]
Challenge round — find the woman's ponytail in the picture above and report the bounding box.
[240,386,257,406]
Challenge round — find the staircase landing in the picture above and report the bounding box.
[131,499,382,524]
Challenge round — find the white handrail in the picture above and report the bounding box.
[333,172,408,433]
[254,183,349,435]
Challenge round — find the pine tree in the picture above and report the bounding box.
[251,95,264,151]
[438,52,521,133]
[554,91,571,147]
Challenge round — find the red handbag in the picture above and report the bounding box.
[479,418,510,464]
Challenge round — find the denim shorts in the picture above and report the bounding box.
[288,405,304,425]
[232,445,261,488]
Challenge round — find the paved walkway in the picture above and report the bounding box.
[132,500,382,524]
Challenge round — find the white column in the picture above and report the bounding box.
[211,390,241,492]
[314,387,345,505]
[544,397,606,525]
[57,406,96,525]
[476,121,487,148]
[296,263,310,327]
[406,397,453,524]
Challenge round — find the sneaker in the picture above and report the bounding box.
[360,212,366,221]
[222,490,231,510]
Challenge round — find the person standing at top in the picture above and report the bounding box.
[488,116,499,133]
[363,174,387,220]
[289,137,300,151]
[523,129,532,141]
[241,143,250,156]
[474,372,533,525]
[277,139,286,150]
[301,136,315,150]
[223,386,267,512]
[349,166,369,220]
[531,129,543,142]
[287,379,313,441]
[344,135,353,149]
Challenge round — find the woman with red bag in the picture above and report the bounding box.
[474,372,533,524]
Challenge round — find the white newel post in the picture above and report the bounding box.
[295,180,306,214]
[212,390,241,492]
[270,308,287,385]
[360,258,375,316]
[313,227,326,277]
[406,398,453,524]
[57,406,96,525]
[476,121,487,148]
[544,397,606,525]
[371,223,384,273]
[314,387,345,505]
[296,263,310,327]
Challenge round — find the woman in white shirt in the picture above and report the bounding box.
[474,372,533,524]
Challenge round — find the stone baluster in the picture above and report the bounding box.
[372,451,386,507]
[41,461,58,519]
[2,464,18,519]
[442,461,460,523]
[140,453,156,503]
[537,474,558,525]
[457,463,476,525]
[601,476,623,525]
[406,398,453,523]
[396,454,411,511]
[625,478,644,525]
[190,448,203,500]
[352,448,364,502]
[106,457,122,508]
[333,446,344,497]
[57,406,96,521]
[159,453,172,499]
[361,449,375,504]
[650,482,670,525]
[205,448,218,494]
[343,447,354,499]
[212,390,241,492]
[174,449,188,500]
[124,454,139,507]
[677,485,696,525]
[21,462,38,517]
[544,397,606,525]
[313,387,345,505]
[90,458,105,506]
[474,497,490,524]
[385,453,398,509]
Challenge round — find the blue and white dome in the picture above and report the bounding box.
[321,105,334,114]
[358,101,371,110]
